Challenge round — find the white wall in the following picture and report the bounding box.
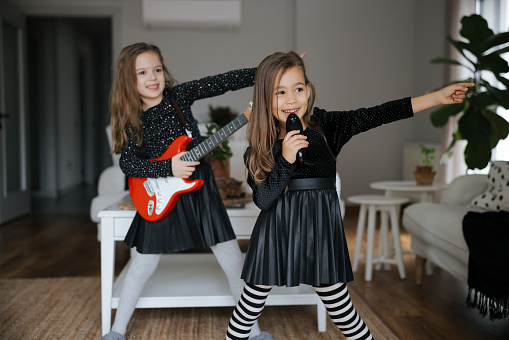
[13,0,449,200]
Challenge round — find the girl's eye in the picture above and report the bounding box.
[276,90,285,96]
[138,71,145,75]
[155,68,163,73]
[295,87,304,93]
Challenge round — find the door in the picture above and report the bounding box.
[0,2,29,224]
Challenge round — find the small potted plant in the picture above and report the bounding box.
[412,144,436,185]
[203,122,233,180]
[202,105,238,179]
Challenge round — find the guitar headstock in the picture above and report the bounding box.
[243,102,252,121]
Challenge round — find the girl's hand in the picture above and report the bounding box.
[412,82,475,114]
[282,130,308,164]
[437,82,475,104]
[172,151,200,178]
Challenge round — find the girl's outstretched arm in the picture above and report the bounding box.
[411,82,475,114]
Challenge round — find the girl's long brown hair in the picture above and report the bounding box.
[247,51,316,184]
[110,42,177,153]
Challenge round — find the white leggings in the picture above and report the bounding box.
[111,239,261,337]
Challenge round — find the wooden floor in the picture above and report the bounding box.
[1,192,508,340]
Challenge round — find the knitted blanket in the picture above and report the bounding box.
[462,210,509,320]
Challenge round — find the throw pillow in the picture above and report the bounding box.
[470,161,509,212]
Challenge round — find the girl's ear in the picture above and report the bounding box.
[306,83,312,100]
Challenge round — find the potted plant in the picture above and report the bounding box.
[412,144,436,185]
[202,105,238,180]
[429,14,509,170]
[203,122,233,180]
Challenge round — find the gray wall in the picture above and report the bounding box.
[13,0,450,200]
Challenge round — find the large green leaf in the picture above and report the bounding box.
[446,36,478,62]
[469,91,497,109]
[464,141,492,170]
[487,45,509,57]
[495,74,509,89]
[460,14,494,44]
[483,109,509,148]
[458,107,492,143]
[485,31,509,50]
[483,82,509,109]
[478,53,509,74]
[429,103,464,127]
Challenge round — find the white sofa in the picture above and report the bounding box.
[402,174,487,284]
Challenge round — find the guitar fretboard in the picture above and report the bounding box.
[181,113,248,162]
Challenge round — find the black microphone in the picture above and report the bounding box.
[286,113,306,163]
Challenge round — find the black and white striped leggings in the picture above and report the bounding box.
[225,282,373,340]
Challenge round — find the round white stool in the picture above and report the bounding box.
[347,195,410,281]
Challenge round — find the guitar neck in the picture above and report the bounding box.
[182,113,248,162]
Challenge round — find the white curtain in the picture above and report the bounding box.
[441,0,477,184]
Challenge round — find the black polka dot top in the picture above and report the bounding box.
[120,68,256,178]
[246,98,414,210]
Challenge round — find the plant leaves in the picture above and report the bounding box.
[469,91,497,108]
[446,36,477,62]
[485,31,509,50]
[464,141,492,170]
[458,107,492,143]
[495,74,509,89]
[460,14,494,44]
[483,81,509,109]
[478,53,509,74]
[430,57,463,66]
[486,45,509,57]
[429,103,464,127]
[483,109,509,148]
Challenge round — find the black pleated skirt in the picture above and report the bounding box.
[241,186,353,287]
[124,161,236,254]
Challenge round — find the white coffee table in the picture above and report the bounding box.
[98,195,326,335]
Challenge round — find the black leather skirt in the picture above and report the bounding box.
[124,160,236,254]
[241,178,354,287]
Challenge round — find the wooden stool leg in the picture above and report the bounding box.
[416,255,426,285]
[389,205,406,279]
[352,204,367,272]
[365,205,377,281]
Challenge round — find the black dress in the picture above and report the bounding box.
[120,68,256,254]
[241,98,414,287]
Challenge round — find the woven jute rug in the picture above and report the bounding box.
[0,277,400,340]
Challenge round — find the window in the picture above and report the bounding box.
[474,0,509,169]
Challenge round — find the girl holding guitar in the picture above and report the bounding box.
[105,42,271,340]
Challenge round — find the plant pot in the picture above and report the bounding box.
[414,166,436,185]
[211,158,230,179]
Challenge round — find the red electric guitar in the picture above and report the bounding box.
[128,107,251,222]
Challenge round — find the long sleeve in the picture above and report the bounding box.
[119,128,174,178]
[245,147,297,211]
[313,97,413,156]
[172,68,256,105]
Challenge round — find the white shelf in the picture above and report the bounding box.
[112,253,320,309]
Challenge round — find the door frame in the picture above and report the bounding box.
[0,1,30,224]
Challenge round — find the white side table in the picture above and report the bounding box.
[370,180,445,203]
[99,196,327,335]
[347,195,410,281]
[370,181,444,276]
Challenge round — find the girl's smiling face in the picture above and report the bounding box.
[135,51,165,110]
[272,66,311,133]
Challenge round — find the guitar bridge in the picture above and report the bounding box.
[143,180,155,197]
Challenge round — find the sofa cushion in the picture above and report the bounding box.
[403,203,470,265]
[470,161,509,212]
[442,174,487,206]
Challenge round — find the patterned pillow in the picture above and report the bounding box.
[470,161,509,212]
